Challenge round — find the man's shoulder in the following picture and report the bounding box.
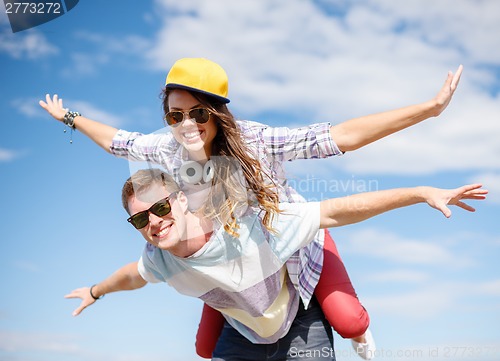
[278,202,319,215]
[274,202,321,231]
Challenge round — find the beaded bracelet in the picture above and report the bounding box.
[63,111,81,129]
[62,110,81,144]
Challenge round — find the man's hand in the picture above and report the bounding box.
[424,183,488,218]
[64,287,96,316]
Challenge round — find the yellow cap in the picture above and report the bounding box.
[165,58,230,103]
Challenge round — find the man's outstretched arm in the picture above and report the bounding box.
[65,261,147,316]
[319,183,487,229]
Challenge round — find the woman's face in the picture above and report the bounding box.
[167,89,218,160]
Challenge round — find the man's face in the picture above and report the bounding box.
[127,183,188,253]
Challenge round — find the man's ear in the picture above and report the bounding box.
[176,191,189,213]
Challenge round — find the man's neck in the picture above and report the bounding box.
[172,213,213,258]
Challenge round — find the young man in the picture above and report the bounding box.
[66,168,486,360]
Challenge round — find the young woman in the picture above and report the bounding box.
[40,57,462,360]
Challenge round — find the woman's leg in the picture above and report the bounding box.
[314,229,370,339]
[195,303,225,358]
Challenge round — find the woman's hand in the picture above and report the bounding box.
[39,94,67,122]
[432,65,463,117]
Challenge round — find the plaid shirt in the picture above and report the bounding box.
[110,120,343,307]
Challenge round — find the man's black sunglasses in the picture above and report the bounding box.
[127,192,178,229]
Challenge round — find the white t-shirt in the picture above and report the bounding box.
[138,202,321,343]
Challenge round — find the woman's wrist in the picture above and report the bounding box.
[63,111,81,129]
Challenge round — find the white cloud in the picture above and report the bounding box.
[341,228,474,267]
[364,278,500,320]
[367,0,500,64]
[0,331,80,353]
[60,31,152,77]
[13,260,40,273]
[0,147,23,162]
[0,330,198,361]
[468,172,500,204]
[0,29,58,59]
[61,52,110,76]
[472,279,500,297]
[73,31,151,54]
[365,287,453,319]
[11,97,44,118]
[145,0,500,176]
[338,88,500,175]
[364,269,430,284]
[67,100,124,128]
[12,97,125,128]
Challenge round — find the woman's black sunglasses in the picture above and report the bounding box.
[127,192,178,229]
[164,108,211,127]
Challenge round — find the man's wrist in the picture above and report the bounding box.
[414,186,430,203]
[89,284,104,300]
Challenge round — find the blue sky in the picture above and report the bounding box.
[1,1,499,360]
